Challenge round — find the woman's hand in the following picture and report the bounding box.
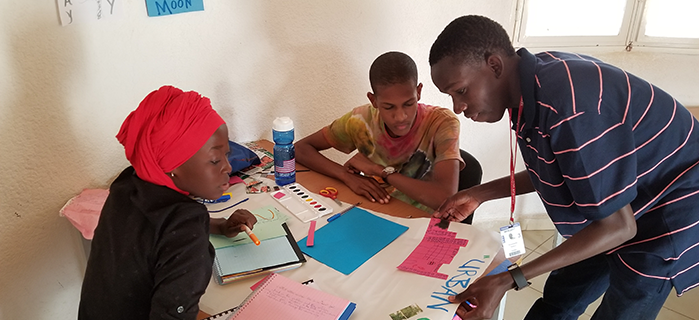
[210,209,257,237]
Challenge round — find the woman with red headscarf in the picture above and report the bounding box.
[78,86,256,320]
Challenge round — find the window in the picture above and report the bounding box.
[513,0,699,52]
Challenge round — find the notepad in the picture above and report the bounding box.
[226,273,356,320]
[212,223,306,284]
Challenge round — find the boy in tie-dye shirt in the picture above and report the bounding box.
[296,52,463,212]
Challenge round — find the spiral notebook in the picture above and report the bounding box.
[223,272,356,320]
[212,223,306,285]
[201,306,239,320]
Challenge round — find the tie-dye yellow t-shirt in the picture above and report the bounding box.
[322,103,463,212]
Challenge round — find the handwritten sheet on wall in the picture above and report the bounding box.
[57,0,121,26]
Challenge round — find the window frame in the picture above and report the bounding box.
[631,1,699,50]
[513,0,699,53]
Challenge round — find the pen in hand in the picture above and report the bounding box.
[241,225,260,245]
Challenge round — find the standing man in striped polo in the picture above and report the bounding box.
[429,15,699,320]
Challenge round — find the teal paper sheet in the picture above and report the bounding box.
[297,207,408,275]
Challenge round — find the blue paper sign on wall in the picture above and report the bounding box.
[145,0,204,17]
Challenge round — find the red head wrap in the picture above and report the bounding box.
[116,85,225,195]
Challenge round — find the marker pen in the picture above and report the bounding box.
[242,225,260,246]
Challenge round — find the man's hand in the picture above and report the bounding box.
[210,209,257,237]
[344,153,385,177]
[433,188,482,222]
[450,272,513,319]
[340,171,391,204]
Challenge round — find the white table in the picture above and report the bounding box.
[199,180,502,320]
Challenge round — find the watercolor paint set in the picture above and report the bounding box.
[270,183,334,222]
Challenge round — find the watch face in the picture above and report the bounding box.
[383,166,395,175]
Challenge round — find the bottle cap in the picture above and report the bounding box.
[273,117,294,132]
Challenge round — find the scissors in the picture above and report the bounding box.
[319,186,343,206]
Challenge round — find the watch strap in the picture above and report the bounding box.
[507,264,530,291]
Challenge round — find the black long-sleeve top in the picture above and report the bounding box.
[79,167,214,319]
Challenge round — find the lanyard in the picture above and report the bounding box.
[507,101,524,225]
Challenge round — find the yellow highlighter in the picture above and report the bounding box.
[242,225,261,246]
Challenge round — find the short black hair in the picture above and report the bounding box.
[369,51,418,94]
[429,15,515,67]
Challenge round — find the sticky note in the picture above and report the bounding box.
[145,0,204,17]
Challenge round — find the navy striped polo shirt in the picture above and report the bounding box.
[515,48,699,295]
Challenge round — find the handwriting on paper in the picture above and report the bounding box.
[57,0,119,26]
[263,285,343,318]
[427,258,485,312]
[397,217,469,279]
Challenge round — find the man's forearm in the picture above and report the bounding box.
[468,170,535,204]
[385,173,455,210]
[384,160,460,210]
[295,144,348,181]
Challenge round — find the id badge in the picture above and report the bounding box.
[500,222,526,258]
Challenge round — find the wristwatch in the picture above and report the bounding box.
[382,166,396,178]
[507,263,531,291]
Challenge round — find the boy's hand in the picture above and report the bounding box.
[344,153,385,177]
[211,209,257,237]
[341,171,391,204]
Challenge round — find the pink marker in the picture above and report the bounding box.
[306,220,317,247]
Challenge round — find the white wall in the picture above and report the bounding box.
[0,0,696,318]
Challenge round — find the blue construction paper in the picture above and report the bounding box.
[145,0,204,17]
[297,207,408,275]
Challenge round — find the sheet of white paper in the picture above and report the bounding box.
[200,193,500,320]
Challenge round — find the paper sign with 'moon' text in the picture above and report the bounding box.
[145,0,204,17]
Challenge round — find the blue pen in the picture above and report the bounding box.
[208,197,250,213]
[326,202,360,222]
[198,193,232,204]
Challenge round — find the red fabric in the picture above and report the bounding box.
[116,85,225,195]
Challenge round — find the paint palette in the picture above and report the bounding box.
[270,183,334,222]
